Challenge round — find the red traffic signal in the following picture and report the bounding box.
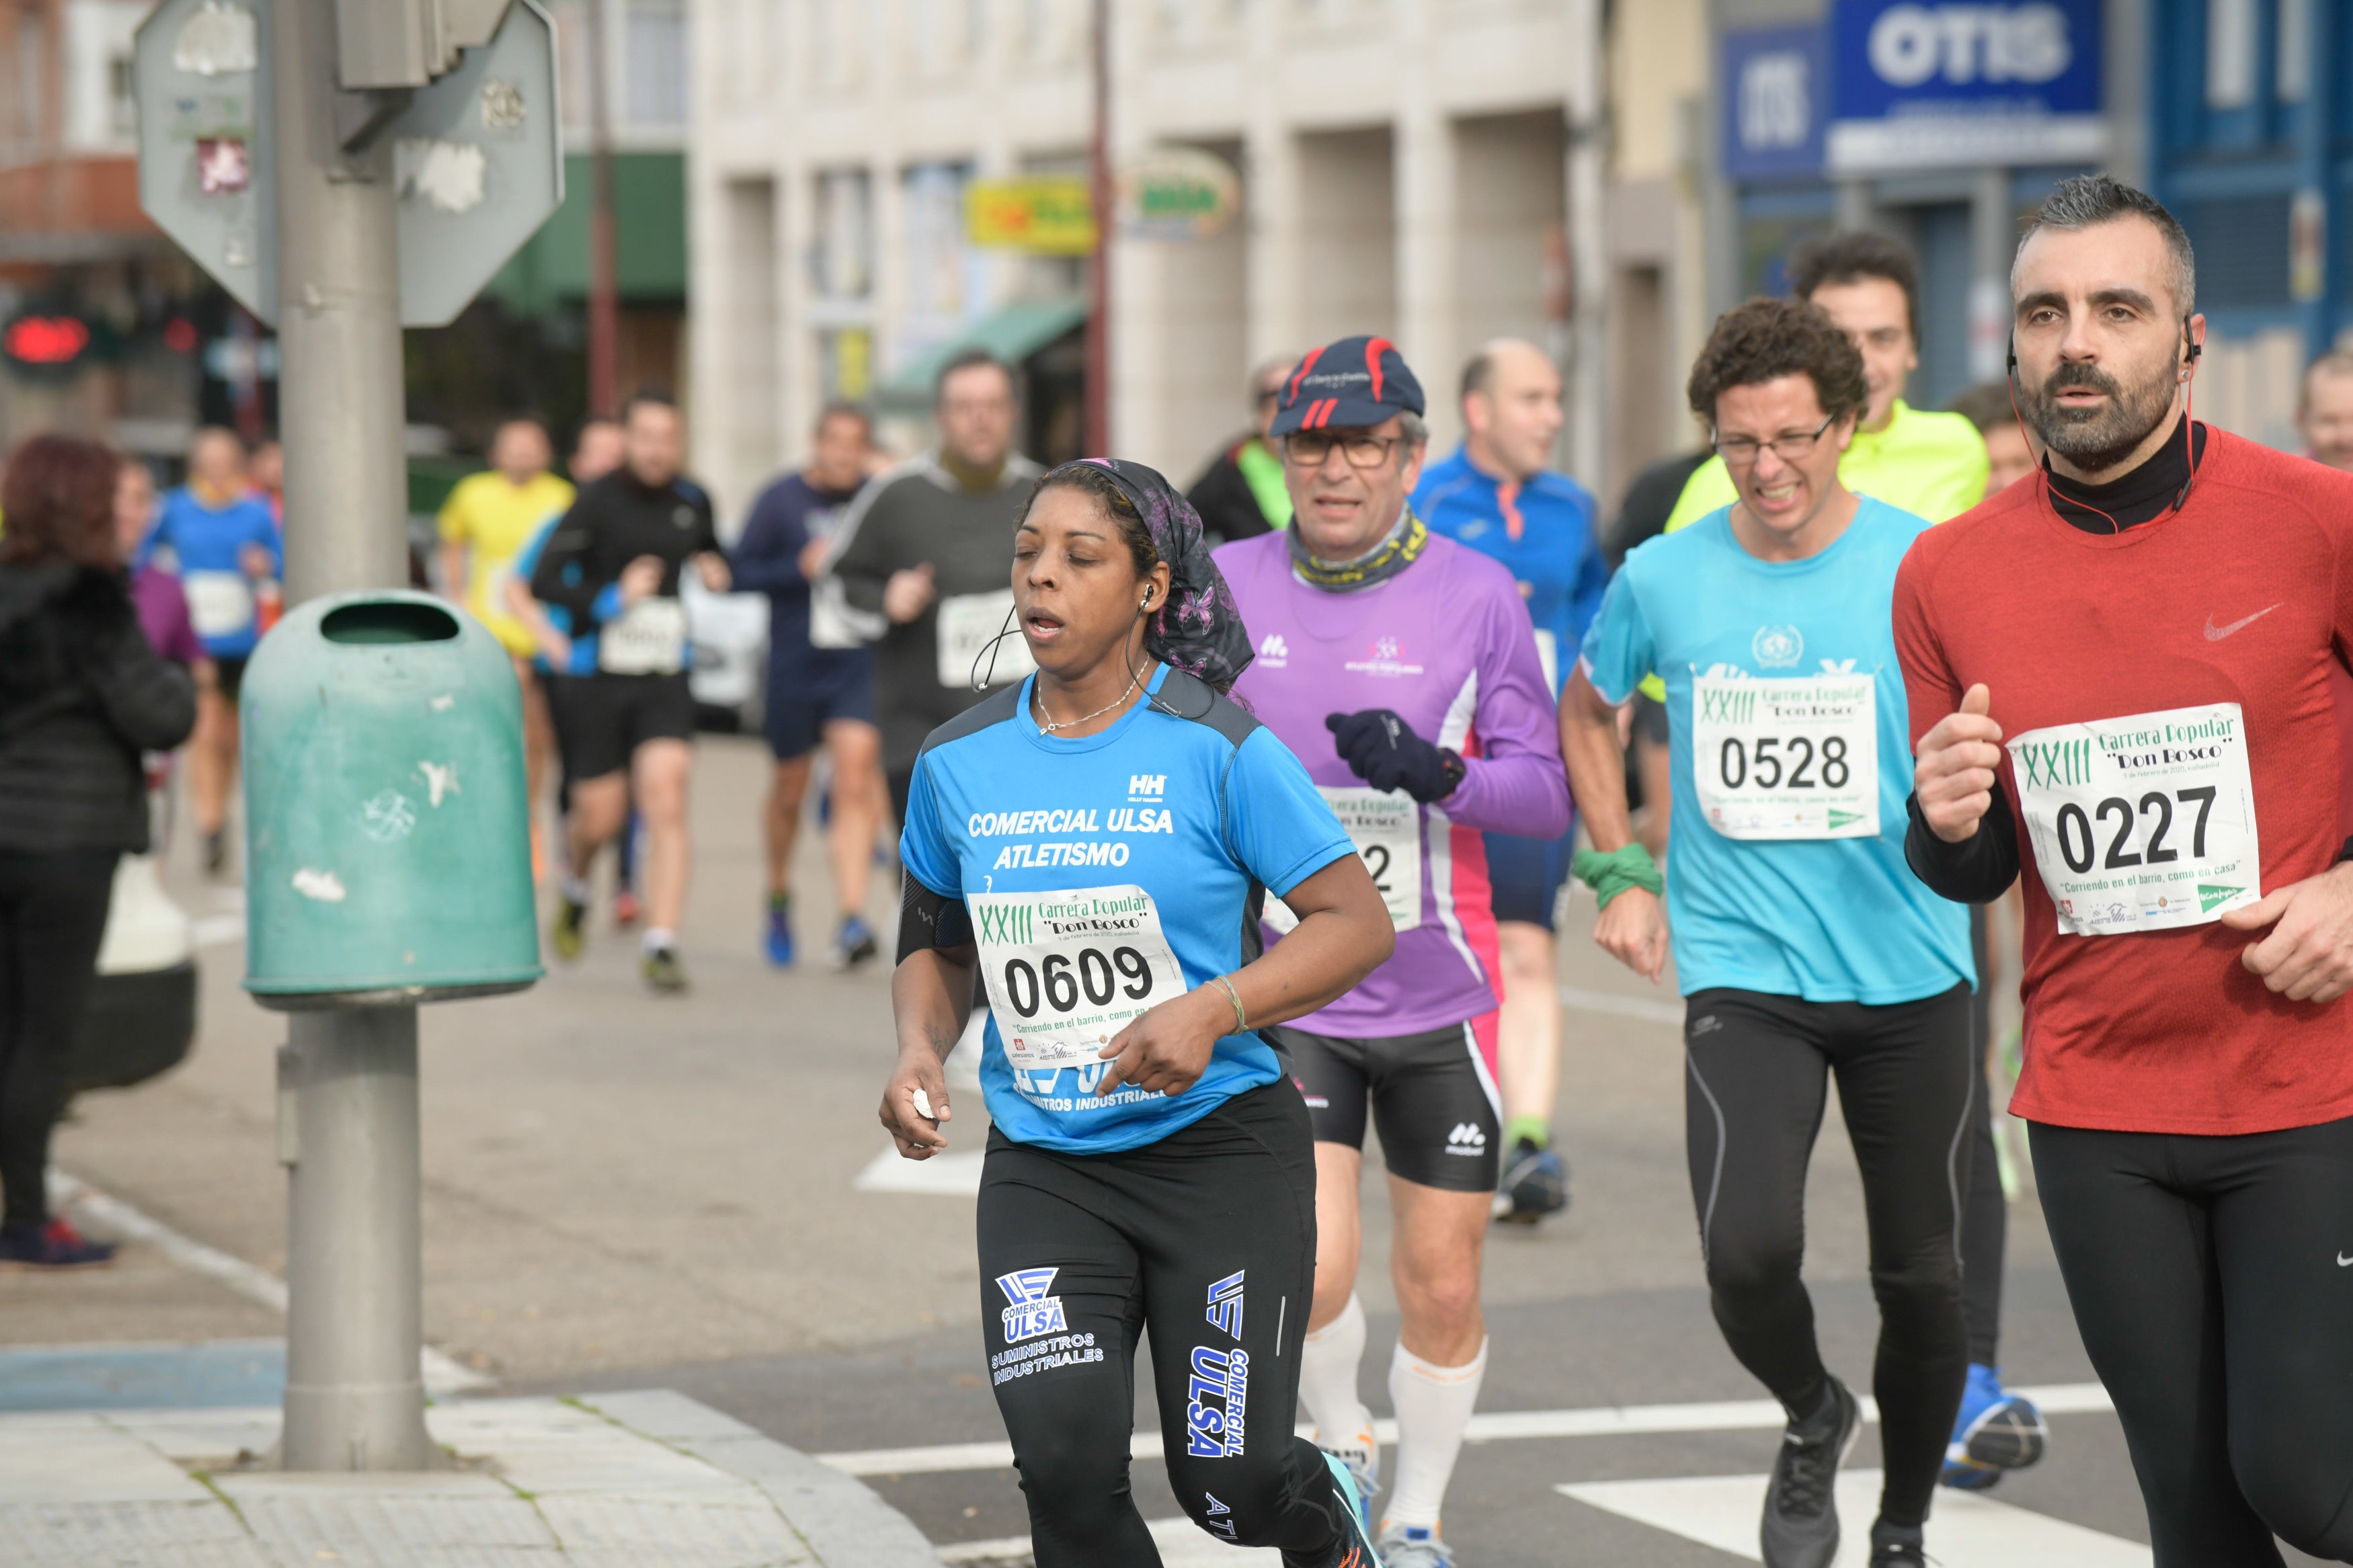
[3,316,92,366]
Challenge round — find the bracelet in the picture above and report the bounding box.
[1209,974,1248,1033]
[1572,842,1665,911]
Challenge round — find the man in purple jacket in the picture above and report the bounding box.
[1215,335,1570,1567]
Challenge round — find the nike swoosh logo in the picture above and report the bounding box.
[2205,604,2282,641]
[2339,1253,2353,1267]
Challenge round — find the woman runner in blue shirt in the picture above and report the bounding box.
[881,459,1395,1567]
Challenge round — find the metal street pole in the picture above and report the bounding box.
[268,0,432,1472]
[1085,0,1110,457]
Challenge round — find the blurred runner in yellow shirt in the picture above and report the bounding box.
[438,416,575,862]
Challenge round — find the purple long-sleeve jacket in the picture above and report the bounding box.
[1216,528,1571,1039]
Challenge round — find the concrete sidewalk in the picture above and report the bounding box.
[0,1388,936,1567]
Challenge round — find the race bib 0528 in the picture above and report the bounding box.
[969,884,1188,1070]
[1691,673,1879,840]
[2009,702,2260,937]
[1263,786,1423,936]
[937,589,1037,690]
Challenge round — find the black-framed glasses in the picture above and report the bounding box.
[1714,413,1837,468]
[1284,432,1406,470]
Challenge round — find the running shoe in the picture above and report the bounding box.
[830,914,879,970]
[551,897,588,962]
[1317,1422,1380,1514]
[1761,1376,1860,1568]
[1317,1449,1385,1567]
[1941,1362,2048,1490]
[765,898,795,967]
[1493,1137,1570,1225]
[1375,1522,1453,1567]
[1866,1534,1925,1565]
[204,829,229,879]
[612,889,641,928]
[0,1217,118,1270]
[642,946,689,995]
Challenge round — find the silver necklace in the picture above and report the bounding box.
[1033,668,1145,735]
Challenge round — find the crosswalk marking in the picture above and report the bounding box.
[819,1383,2112,1476]
[1559,1469,2152,1565]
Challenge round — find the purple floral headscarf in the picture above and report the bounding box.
[1051,458,1255,694]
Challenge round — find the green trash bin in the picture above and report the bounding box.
[241,592,542,1009]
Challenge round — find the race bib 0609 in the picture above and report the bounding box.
[1691,673,1878,840]
[598,596,688,675]
[937,589,1036,690]
[1265,786,1423,935]
[2009,702,2260,936]
[969,884,1189,1070]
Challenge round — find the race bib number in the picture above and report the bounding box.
[1691,673,1878,839]
[937,589,1036,690]
[970,884,1189,1070]
[1265,786,1423,935]
[2009,703,2260,936]
[599,596,688,675]
[183,571,255,640]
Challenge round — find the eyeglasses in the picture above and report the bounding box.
[1284,432,1406,470]
[1714,413,1837,468]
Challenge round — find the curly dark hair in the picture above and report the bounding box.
[0,434,122,571]
[1789,230,1920,339]
[1687,298,1870,429]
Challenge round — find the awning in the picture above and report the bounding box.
[879,297,1088,405]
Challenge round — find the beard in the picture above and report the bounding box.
[2026,357,2180,474]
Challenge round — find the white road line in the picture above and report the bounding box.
[1560,1468,2151,1565]
[940,1515,1270,1565]
[854,1147,987,1196]
[819,1384,2113,1477]
[46,1167,493,1395]
[1557,984,1685,1028]
[191,913,246,950]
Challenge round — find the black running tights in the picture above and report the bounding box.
[1682,984,1975,1530]
[976,1083,1351,1567]
[2032,1116,2353,1567]
[0,848,116,1235]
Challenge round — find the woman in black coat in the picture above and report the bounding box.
[0,435,196,1267]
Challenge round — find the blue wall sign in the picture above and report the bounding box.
[1722,26,1829,182]
[1827,0,2106,173]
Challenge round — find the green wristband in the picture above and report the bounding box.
[1572,843,1665,911]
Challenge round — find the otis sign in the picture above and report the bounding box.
[1828,0,2104,173]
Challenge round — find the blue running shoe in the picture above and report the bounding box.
[1319,1449,1386,1566]
[830,913,879,970]
[1941,1362,2048,1491]
[1494,1137,1570,1225]
[764,898,794,967]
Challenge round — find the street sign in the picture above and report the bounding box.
[389,0,563,326]
[134,0,279,323]
[135,0,561,328]
[1720,25,1829,183]
[967,177,1096,255]
[1118,147,1240,241]
[1827,0,2104,173]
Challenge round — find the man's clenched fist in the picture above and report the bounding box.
[1913,684,2004,843]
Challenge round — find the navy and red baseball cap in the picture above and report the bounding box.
[1269,335,1425,436]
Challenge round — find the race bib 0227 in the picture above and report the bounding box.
[1691,672,1879,840]
[969,884,1189,1071]
[2009,702,2260,936]
[1263,786,1423,936]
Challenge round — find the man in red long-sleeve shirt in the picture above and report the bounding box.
[1899,174,2353,1568]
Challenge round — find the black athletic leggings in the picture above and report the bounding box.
[976,1082,1352,1567]
[0,848,117,1235]
[1961,904,2005,1367]
[2032,1116,2353,1567]
[1683,984,1975,1530]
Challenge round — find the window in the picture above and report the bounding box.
[2204,0,2256,110]
[17,9,48,143]
[2276,0,2310,104]
[108,54,136,138]
[626,0,686,125]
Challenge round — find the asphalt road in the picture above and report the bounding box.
[13,737,2329,1566]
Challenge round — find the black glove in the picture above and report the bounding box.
[1324,709,1466,804]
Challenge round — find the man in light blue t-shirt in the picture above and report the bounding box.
[1558,298,1974,1568]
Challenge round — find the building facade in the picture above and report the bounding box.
[690,0,1644,521]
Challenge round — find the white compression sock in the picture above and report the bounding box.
[1297,1294,1374,1459]
[1384,1335,1488,1531]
